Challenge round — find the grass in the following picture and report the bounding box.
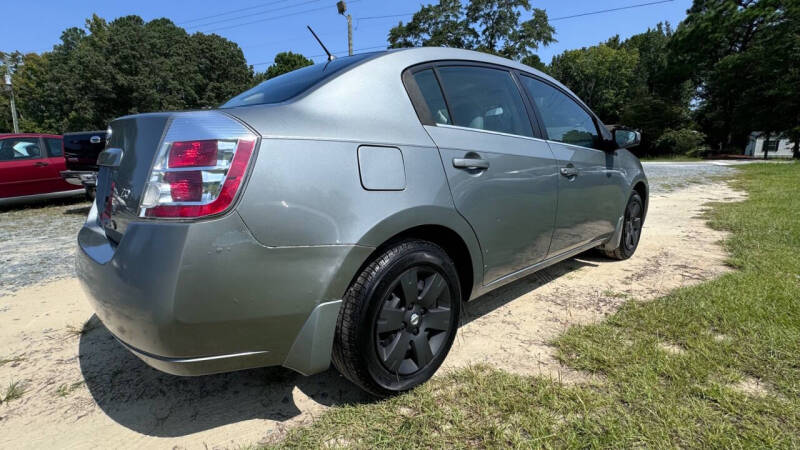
[267,162,800,448]
[65,316,100,337]
[55,380,85,397]
[1,380,27,404]
[640,155,705,162]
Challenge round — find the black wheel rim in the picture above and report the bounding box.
[623,199,643,251]
[374,267,453,376]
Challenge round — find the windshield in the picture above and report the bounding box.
[221,52,380,108]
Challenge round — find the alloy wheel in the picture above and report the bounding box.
[374,267,453,375]
[623,198,643,251]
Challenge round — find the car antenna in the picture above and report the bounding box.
[307,25,335,62]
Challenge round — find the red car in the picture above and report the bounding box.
[0,133,84,205]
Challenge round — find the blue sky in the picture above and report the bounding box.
[4,0,693,69]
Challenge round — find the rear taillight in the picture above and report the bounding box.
[139,112,258,218]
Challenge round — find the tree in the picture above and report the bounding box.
[547,24,694,156]
[4,15,254,133]
[254,51,314,85]
[388,0,554,61]
[670,0,800,155]
[520,54,546,72]
[619,24,693,154]
[548,44,640,124]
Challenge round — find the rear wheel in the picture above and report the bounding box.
[602,191,644,260]
[332,240,461,397]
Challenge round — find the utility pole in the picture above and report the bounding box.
[337,1,353,56]
[3,72,20,134]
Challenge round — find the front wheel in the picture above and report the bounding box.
[602,191,644,260]
[331,240,461,397]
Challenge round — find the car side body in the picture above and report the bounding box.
[76,48,647,389]
[0,133,84,205]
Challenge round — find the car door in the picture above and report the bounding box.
[406,64,558,284]
[0,137,52,198]
[518,75,625,257]
[42,136,74,193]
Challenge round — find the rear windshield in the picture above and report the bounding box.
[222,52,380,108]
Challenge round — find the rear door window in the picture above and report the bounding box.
[0,138,43,161]
[45,138,63,157]
[519,76,600,149]
[436,66,533,138]
[412,69,451,125]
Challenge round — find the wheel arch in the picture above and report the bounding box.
[354,206,484,302]
[632,180,649,219]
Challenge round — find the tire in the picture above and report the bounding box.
[84,186,96,202]
[332,239,461,397]
[602,191,644,260]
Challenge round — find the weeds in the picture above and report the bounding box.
[1,380,27,404]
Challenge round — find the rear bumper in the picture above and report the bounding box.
[76,205,373,376]
[60,170,97,187]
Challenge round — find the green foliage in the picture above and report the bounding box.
[670,0,800,153]
[547,23,697,156]
[653,128,707,156]
[388,0,554,60]
[520,54,546,72]
[3,15,254,133]
[548,44,640,124]
[253,51,313,85]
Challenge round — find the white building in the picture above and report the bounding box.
[745,133,796,158]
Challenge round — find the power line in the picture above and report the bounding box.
[178,0,297,25]
[550,0,674,21]
[186,0,320,30]
[353,1,675,27]
[355,12,415,29]
[357,12,414,21]
[241,31,339,50]
[200,0,362,33]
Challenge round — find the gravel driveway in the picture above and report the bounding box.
[0,197,90,296]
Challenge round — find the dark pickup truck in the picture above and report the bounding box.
[60,130,108,200]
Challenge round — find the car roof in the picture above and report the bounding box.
[0,133,62,139]
[364,47,589,110]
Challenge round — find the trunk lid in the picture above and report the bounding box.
[96,113,172,242]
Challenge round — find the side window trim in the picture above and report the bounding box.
[518,73,605,151]
[402,60,545,140]
[430,66,454,127]
[510,70,546,139]
[402,64,438,126]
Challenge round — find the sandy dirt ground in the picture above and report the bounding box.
[0,182,745,449]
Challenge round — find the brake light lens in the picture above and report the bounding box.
[168,140,219,168]
[139,112,258,218]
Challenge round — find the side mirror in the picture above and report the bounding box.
[613,128,641,149]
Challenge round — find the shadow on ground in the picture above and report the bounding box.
[79,323,372,437]
[64,205,92,216]
[0,194,86,213]
[462,254,599,326]
[78,250,603,438]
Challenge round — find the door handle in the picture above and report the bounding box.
[453,158,490,170]
[560,166,578,177]
[35,161,49,167]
